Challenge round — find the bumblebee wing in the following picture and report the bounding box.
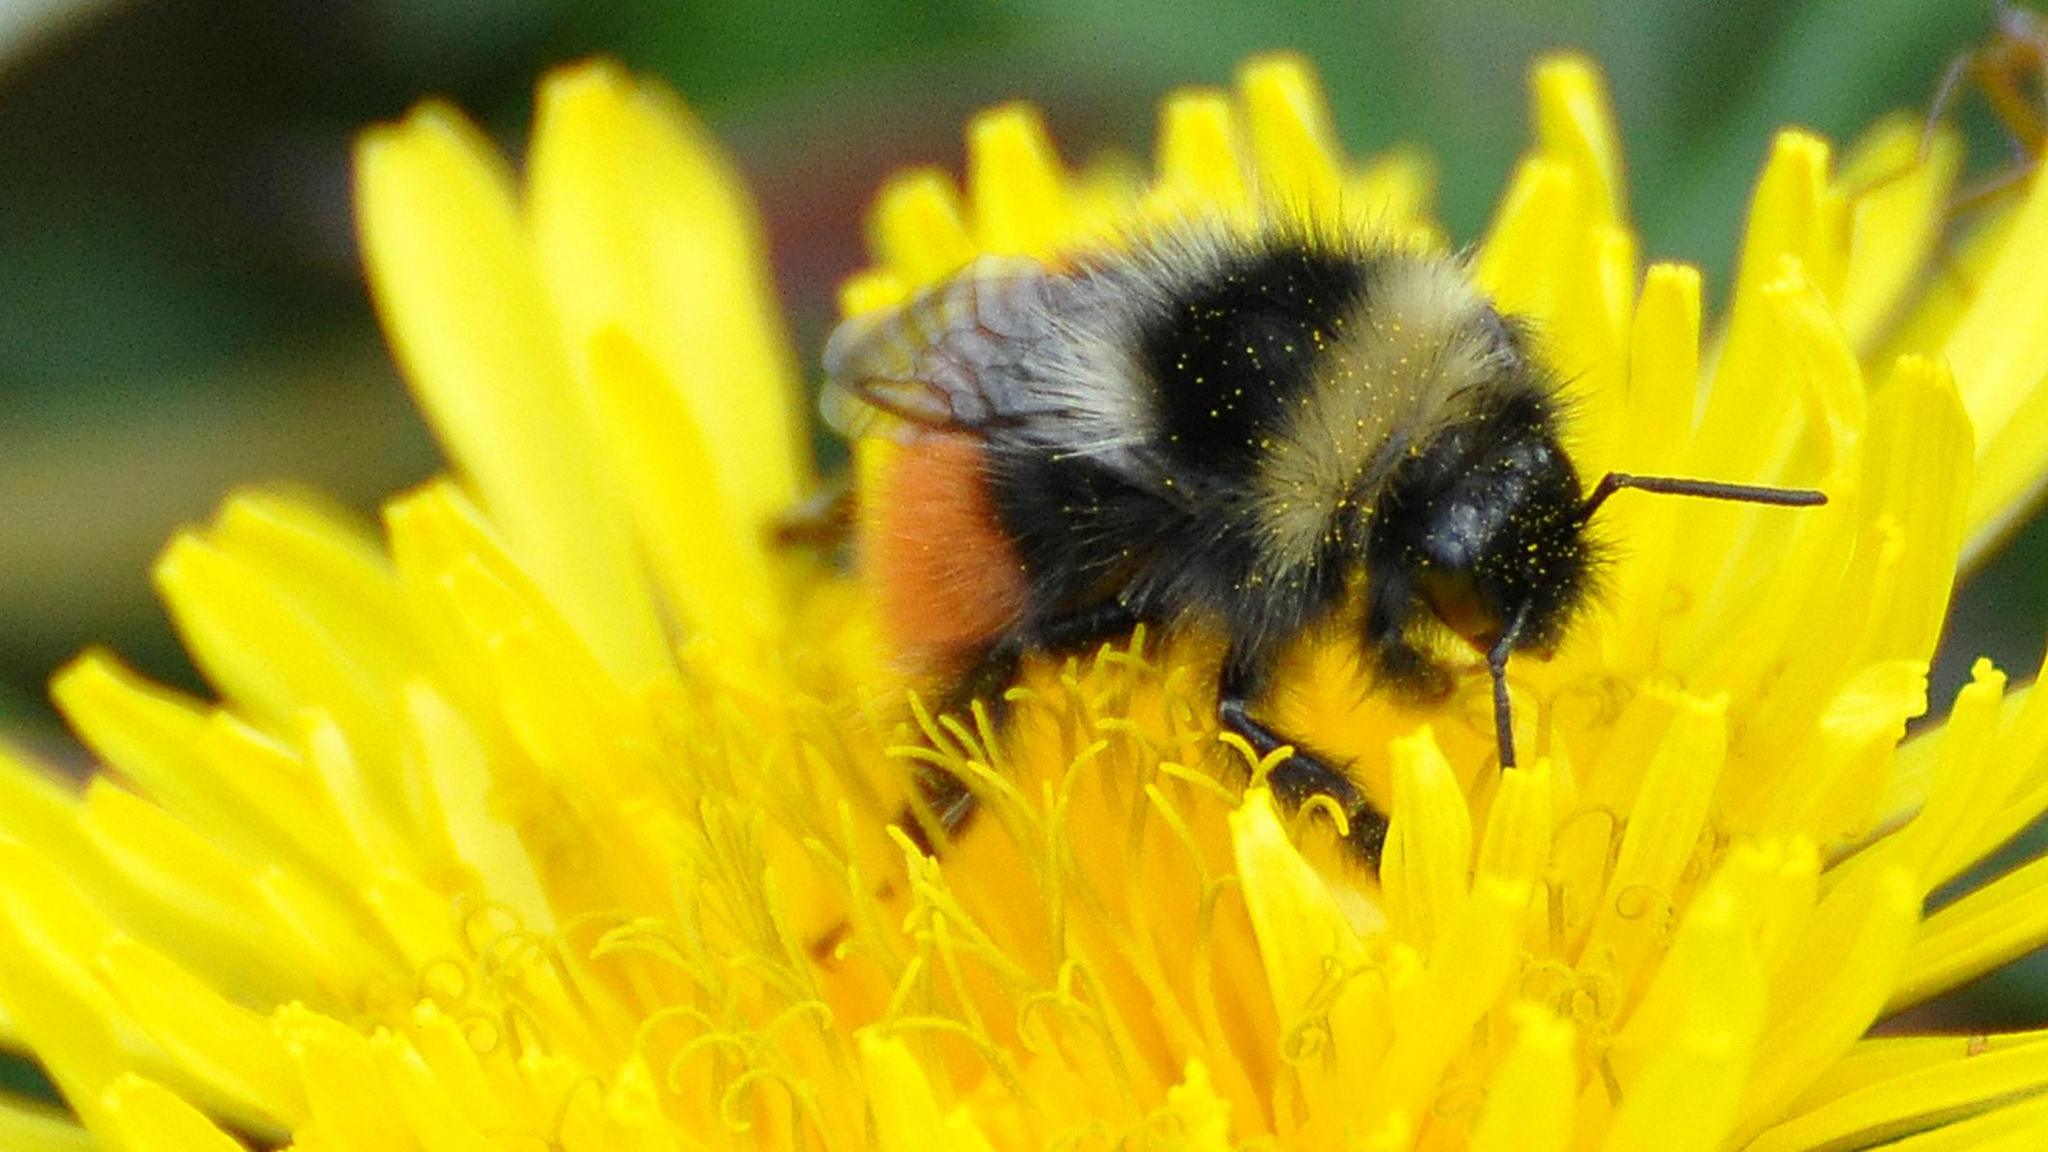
[821,255,1059,443]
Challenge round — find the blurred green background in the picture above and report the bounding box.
[1,0,2044,1038]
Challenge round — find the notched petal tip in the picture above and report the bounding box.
[1236,51,1343,216]
[352,100,509,197]
[870,167,976,284]
[148,531,216,606]
[967,102,1073,255]
[1155,86,1248,211]
[1531,51,1625,222]
[535,55,633,109]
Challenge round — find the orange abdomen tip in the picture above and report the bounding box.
[864,433,1028,665]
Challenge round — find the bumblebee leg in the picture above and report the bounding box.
[1486,603,1531,770]
[891,644,1018,857]
[770,473,854,549]
[895,600,1144,856]
[1487,630,1517,770]
[1217,654,1390,865]
[1030,600,1143,653]
[1362,564,1453,700]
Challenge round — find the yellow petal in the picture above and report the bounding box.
[99,1074,249,1152]
[1152,88,1250,217]
[1531,53,1625,226]
[1370,875,1529,1134]
[53,649,355,891]
[1746,1032,2048,1152]
[526,62,807,625]
[95,937,305,1131]
[1475,156,1576,313]
[1696,131,1841,481]
[584,326,775,647]
[1603,262,1700,673]
[1925,653,2048,882]
[1877,660,2006,884]
[1230,788,1368,1021]
[368,1031,499,1152]
[1790,1029,2048,1114]
[401,682,553,930]
[839,266,909,319]
[1737,865,1920,1137]
[1345,146,1437,239]
[1835,117,1960,352]
[1941,163,2048,553]
[1874,1095,2048,1152]
[0,742,113,914]
[52,651,236,835]
[859,1032,998,1152]
[1853,356,1973,663]
[1377,727,1471,955]
[381,479,611,713]
[356,101,666,683]
[1237,53,1343,218]
[1581,692,1726,994]
[1475,761,1552,889]
[1890,846,2048,1012]
[1468,1006,1576,1152]
[151,531,402,800]
[405,1002,512,1136]
[247,865,400,1008]
[1469,115,1632,478]
[1671,267,1863,678]
[205,493,422,693]
[275,1005,421,1152]
[870,167,979,285]
[967,104,1073,255]
[1604,885,1765,1152]
[0,862,134,1136]
[78,780,301,1007]
[0,1094,92,1152]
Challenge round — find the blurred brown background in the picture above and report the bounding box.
[1,0,2042,1029]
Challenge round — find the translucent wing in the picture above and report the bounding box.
[821,256,1061,443]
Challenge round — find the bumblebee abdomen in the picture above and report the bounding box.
[864,434,1029,664]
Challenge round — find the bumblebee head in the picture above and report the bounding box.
[1369,391,1592,659]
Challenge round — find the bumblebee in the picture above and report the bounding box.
[823,221,1822,862]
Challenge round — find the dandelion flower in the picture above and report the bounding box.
[6,49,2048,1152]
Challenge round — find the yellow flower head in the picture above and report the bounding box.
[5,49,2048,1152]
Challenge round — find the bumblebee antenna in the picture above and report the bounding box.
[1579,471,1827,523]
[1494,471,1826,768]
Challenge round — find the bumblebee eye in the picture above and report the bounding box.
[1415,566,1501,648]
